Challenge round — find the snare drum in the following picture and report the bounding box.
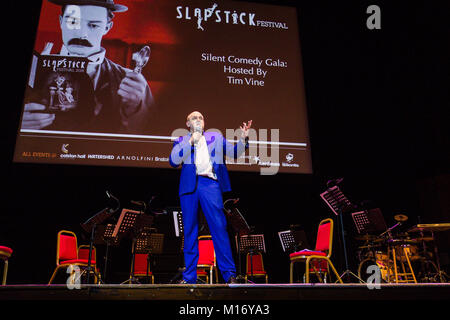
[394,245,420,262]
[375,251,389,262]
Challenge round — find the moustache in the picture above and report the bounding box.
[68,38,93,47]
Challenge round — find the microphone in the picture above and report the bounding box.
[194,124,202,133]
[193,124,202,146]
[105,191,120,214]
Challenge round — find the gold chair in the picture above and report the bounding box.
[289,218,343,283]
[245,252,268,283]
[0,246,13,285]
[49,230,99,284]
[197,235,218,284]
[78,244,102,282]
[130,253,155,284]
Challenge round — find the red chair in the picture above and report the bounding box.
[48,230,99,284]
[197,235,218,284]
[0,246,13,285]
[245,252,268,283]
[289,218,343,283]
[78,245,102,281]
[131,253,155,284]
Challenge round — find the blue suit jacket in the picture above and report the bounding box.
[169,131,248,196]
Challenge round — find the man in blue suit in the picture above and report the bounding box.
[169,111,252,284]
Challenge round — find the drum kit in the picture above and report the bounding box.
[356,214,449,283]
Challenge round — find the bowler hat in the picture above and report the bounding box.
[48,0,128,12]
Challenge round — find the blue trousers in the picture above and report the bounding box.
[180,176,236,283]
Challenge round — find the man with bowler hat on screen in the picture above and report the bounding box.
[22,0,154,133]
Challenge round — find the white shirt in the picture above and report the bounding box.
[195,135,217,180]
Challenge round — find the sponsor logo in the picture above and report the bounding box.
[282,152,299,167]
[285,153,294,163]
[62,143,69,154]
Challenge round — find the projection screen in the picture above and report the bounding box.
[13,0,312,174]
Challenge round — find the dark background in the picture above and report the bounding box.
[1,0,449,284]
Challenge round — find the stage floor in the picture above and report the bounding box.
[1,283,449,301]
[2,283,449,317]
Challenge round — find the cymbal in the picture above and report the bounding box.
[394,214,408,222]
[358,244,382,249]
[354,235,384,243]
[388,239,418,245]
[355,235,376,241]
[396,232,411,238]
[412,237,434,242]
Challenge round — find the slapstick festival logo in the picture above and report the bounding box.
[176,2,289,31]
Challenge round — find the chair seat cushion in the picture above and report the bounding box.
[289,250,326,258]
[60,259,96,265]
[134,272,153,276]
[197,269,209,275]
[0,246,13,257]
[246,271,267,275]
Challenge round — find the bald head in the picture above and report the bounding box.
[186,111,205,132]
[186,111,203,121]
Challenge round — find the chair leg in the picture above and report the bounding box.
[209,267,213,284]
[325,258,343,284]
[311,262,323,283]
[49,266,63,285]
[290,261,294,283]
[305,257,311,283]
[2,260,8,285]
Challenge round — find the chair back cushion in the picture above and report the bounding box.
[134,253,149,275]
[315,222,331,252]
[198,240,215,265]
[246,253,264,273]
[78,247,96,262]
[59,234,78,262]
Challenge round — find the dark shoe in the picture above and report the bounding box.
[177,279,189,284]
[227,276,238,284]
[196,278,207,284]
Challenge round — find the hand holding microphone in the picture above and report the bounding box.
[190,124,203,146]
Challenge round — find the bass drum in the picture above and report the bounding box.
[416,259,440,283]
[358,258,393,283]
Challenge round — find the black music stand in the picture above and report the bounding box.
[278,230,296,253]
[238,234,266,283]
[80,191,120,284]
[94,223,122,283]
[352,208,387,235]
[167,208,185,283]
[80,207,115,284]
[223,199,251,283]
[135,230,164,282]
[172,209,184,238]
[320,184,362,283]
[278,227,310,253]
[114,209,154,284]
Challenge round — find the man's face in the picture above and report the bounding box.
[186,111,205,132]
[60,5,112,56]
